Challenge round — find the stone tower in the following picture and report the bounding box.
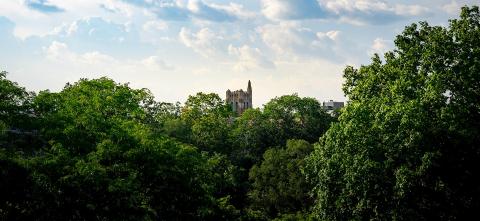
[226,80,253,115]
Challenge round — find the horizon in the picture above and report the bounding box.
[1,0,476,106]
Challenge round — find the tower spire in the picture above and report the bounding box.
[247,80,252,109]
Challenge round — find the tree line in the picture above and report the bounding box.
[1,6,479,221]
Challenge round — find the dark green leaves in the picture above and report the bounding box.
[306,6,480,221]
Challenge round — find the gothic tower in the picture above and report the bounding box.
[226,81,253,115]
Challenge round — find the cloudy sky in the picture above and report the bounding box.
[0,0,476,105]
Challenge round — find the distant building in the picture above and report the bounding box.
[226,80,252,115]
[322,100,344,113]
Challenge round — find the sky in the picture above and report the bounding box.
[0,0,477,106]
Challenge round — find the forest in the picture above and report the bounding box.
[1,6,479,221]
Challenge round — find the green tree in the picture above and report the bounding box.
[249,139,314,219]
[230,108,270,166]
[0,71,33,128]
[191,112,232,153]
[204,153,242,220]
[0,71,39,151]
[0,121,5,136]
[147,101,191,140]
[182,92,231,124]
[181,92,234,153]
[0,77,221,220]
[0,149,41,220]
[306,6,480,220]
[263,94,332,146]
[33,77,156,154]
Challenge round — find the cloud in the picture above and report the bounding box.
[48,17,156,58]
[368,38,392,56]
[442,1,461,15]
[325,0,431,25]
[228,44,275,72]
[143,20,168,32]
[44,41,70,60]
[394,4,430,16]
[256,22,345,61]
[50,17,128,39]
[44,41,173,71]
[185,0,237,21]
[208,3,256,20]
[99,1,134,17]
[316,30,340,41]
[44,41,116,65]
[140,20,172,44]
[256,22,311,56]
[261,0,329,20]
[179,27,225,58]
[141,56,174,70]
[24,0,64,13]
[51,21,78,36]
[121,0,251,22]
[261,0,429,25]
[66,17,129,40]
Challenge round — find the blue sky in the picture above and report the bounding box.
[0,0,477,105]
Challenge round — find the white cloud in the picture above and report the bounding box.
[256,22,308,56]
[256,22,345,61]
[99,0,134,17]
[66,21,78,35]
[141,56,174,70]
[261,0,328,20]
[179,27,225,58]
[261,0,429,24]
[0,0,139,39]
[44,41,172,70]
[228,44,275,72]
[442,1,461,15]
[140,20,170,44]
[142,20,168,31]
[316,30,340,41]
[209,2,256,20]
[122,0,253,22]
[45,41,74,61]
[51,21,77,36]
[324,0,388,13]
[312,30,342,54]
[368,38,392,56]
[324,0,429,16]
[49,0,134,17]
[394,4,430,16]
[45,41,116,65]
[81,51,117,65]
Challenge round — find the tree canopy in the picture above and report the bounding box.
[306,6,480,220]
[0,75,332,220]
[249,139,314,219]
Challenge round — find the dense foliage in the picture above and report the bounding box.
[1,6,479,220]
[248,139,314,219]
[1,77,219,220]
[0,72,332,220]
[306,6,480,221]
